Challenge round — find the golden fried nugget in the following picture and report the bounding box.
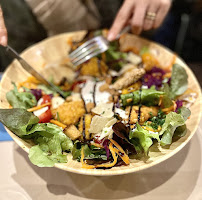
[52,101,85,126]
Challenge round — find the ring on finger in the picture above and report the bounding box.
[145,12,157,21]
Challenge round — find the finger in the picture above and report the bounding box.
[0,7,7,46]
[153,0,171,28]
[143,4,160,31]
[131,2,148,35]
[108,0,134,41]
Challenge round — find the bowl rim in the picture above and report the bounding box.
[0,31,201,176]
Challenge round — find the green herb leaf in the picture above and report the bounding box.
[6,83,37,109]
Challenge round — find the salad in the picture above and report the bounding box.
[0,30,198,169]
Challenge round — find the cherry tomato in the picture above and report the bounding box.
[38,109,52,123]
[41,95,51,104]
[94,136,104,144]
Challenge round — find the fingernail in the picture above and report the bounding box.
[1,36,7,46]
[107,32,115,41]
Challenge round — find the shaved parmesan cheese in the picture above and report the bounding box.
[93,117,117,140]
[33,106,48,117]
[51,96,65,109]
[105,118,117,127]
[126,52,142,65]
[98,126,114,140]
[92,103,114,118]
[89,115,109,134]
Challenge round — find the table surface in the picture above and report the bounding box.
[0,119,201,200]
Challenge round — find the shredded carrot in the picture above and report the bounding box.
[50,119,67,129]
[91,142,104,148]
[81,142,119,169]
[81,146,96,169]
[163,72,172,79]
[18,76,41,89]
[27,102,51,112]
[162,101,176,113]
[158,95,163,106]
[109,139,130,165]
[142,125,161,132]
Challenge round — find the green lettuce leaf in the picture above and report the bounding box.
[170,64,188,99]
[0,108,73,167]
[0,108,39,137]
[105,41,128,71]
[33,123,73,153]
[28,145,67,167]
[6,83,37,109]
[129,123,160,155]
[159,107,191,146]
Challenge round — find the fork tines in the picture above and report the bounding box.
[69,36,109,66]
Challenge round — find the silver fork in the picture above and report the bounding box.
[69,26,131,66]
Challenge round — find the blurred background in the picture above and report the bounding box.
[0,0,201,85]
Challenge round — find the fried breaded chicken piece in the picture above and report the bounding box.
[111,68,145,90]
[80,57,108,77]
[52,101,85,126]
[126,105,158,124]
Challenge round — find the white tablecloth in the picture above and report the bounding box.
[0,120,202,200]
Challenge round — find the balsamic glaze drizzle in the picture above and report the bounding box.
[128,92,134,125]
[82,115,86,140]
[93,81,97,106]
[137,82,143,123]
[97,59,102,76]
[81,82,87,113]
[112,95,115,112]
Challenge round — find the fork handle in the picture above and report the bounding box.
[115,25,131,40]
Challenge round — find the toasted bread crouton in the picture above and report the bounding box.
[79,114,92,140]
[64,125,81,140]
[52,101,85,126]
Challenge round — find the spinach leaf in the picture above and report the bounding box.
[170,64,188,99]
[6,83,37,109]
[0,108,39,137]
[161,83,173,108]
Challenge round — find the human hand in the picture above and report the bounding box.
[0,6,7,46]
[108,0,171,41]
